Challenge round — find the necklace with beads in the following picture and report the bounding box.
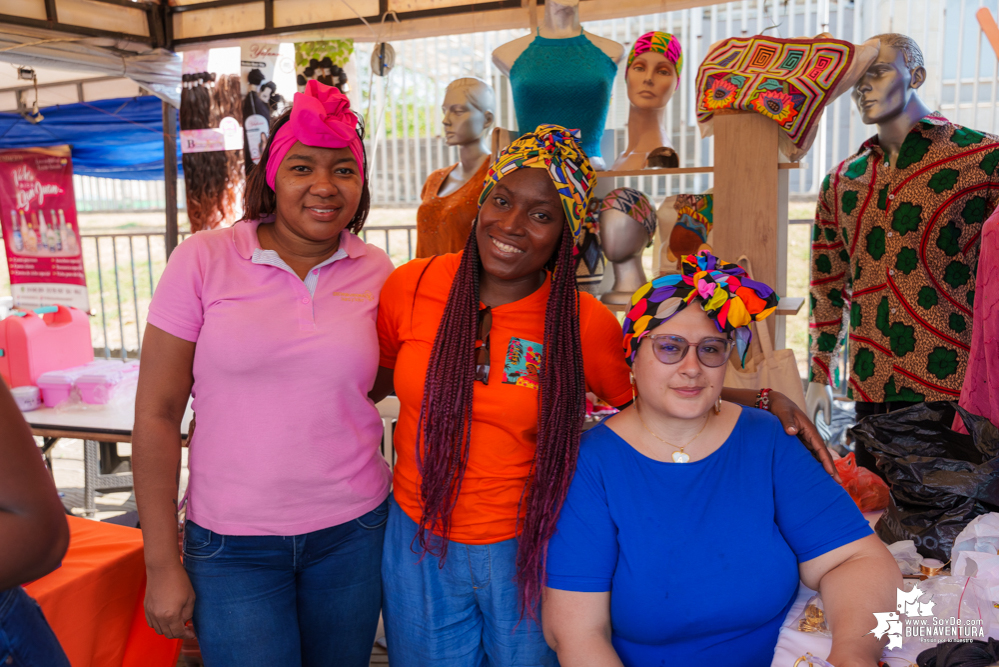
[635,402,710,463]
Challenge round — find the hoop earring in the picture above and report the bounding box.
[714,395,723,414]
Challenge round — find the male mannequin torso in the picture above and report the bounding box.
[807,34,999,476]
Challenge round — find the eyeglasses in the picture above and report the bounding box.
[638,333,733,368]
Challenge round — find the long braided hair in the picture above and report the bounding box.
[414,139,588,617]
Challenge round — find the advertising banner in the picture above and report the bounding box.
[0,145,89,311]
[241,43,291,167]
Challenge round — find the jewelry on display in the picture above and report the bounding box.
[636,401,710,463]
[755,387,772,411]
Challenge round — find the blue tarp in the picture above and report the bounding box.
[0,96,181,180]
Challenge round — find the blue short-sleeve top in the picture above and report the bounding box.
[545,408,872,666]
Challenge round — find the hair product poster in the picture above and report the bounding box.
[240,43,290,168]
[0,145,89,311]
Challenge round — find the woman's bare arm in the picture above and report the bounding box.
[133,324,197,639]
[0,382,69,589]
[799,534,902,667]
[543,588,624,667]
[368,366,395,404]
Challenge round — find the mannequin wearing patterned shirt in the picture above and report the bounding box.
[808,33,999,477]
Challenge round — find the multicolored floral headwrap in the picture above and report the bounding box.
[478,124,596,243]
[622,252,779,367]
[627,31,684,88]
[599,187,658,245]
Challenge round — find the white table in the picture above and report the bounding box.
[26,393,193,517]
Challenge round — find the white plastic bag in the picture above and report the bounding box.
[951,512,999,562]
[886,540,924,576]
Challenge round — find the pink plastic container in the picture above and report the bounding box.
[0,306,93,388]
[76,361,139,405]
[36,360,121,407]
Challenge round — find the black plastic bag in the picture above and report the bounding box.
[849,401,999,560]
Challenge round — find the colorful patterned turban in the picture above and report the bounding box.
[599,187,658,246]
[627,31,684,88]
[622,252,779,367]
[479,124,596,242]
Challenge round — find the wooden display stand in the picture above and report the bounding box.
[595,110,801,348]
[710,110,791,346]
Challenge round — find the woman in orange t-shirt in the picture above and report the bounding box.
[372,125,833,667]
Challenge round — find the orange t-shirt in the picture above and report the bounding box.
[377,252,634,544]
[415,159,490,258]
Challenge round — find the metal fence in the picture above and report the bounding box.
[0,225,416,358]
[73,175,187,212]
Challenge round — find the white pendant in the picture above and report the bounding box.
[672,451,690,463]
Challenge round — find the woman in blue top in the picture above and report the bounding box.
[543,253,902,667]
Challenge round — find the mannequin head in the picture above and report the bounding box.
[598,187,657,261]
[627,51,678,110]
[442,78,495,147]
[852,34,926,126]
[600,208,649,262]
[626,32,683,102]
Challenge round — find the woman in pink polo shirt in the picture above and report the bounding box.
[133,81,392,667]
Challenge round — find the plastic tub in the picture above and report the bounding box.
[36,360,122,407]
[11,385,41,411]
[76,361,139,405]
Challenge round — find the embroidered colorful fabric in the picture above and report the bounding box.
[599,187,658,244]
[669,193,714,257]
[479,124,596,242]
[622,251,779,367]
[627,31,684,88]
[695,36,857,161]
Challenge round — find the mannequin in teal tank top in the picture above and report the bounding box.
[492,0,623,169]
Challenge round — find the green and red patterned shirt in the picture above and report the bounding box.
[809,113,999,403]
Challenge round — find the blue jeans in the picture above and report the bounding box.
[382,496,557,667]
[184,497,388,667]
[0,586,70,667]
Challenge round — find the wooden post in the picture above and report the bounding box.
[162,101,179,258]
[711,111,782,343]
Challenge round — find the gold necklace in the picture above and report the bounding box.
[635,402,710,463]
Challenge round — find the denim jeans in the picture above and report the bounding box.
[0,586,70,667]
[184,497,388,667]
[382,496,557,667]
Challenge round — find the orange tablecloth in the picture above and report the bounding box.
[24,516,181,667]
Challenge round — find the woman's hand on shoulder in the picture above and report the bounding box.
[768,390,841,483]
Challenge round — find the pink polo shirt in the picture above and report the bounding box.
[147,219,394,536]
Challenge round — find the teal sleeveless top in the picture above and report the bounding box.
[510,30,618,160]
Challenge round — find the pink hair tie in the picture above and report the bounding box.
[264,79,364,190]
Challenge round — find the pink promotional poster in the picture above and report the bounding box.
[0,145,89,311]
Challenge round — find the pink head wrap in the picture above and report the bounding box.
[264,79,364,190]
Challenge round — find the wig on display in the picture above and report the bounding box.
[212,73,245,227]
[180,71,244,232]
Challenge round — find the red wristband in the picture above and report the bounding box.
[756,388,772,411]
